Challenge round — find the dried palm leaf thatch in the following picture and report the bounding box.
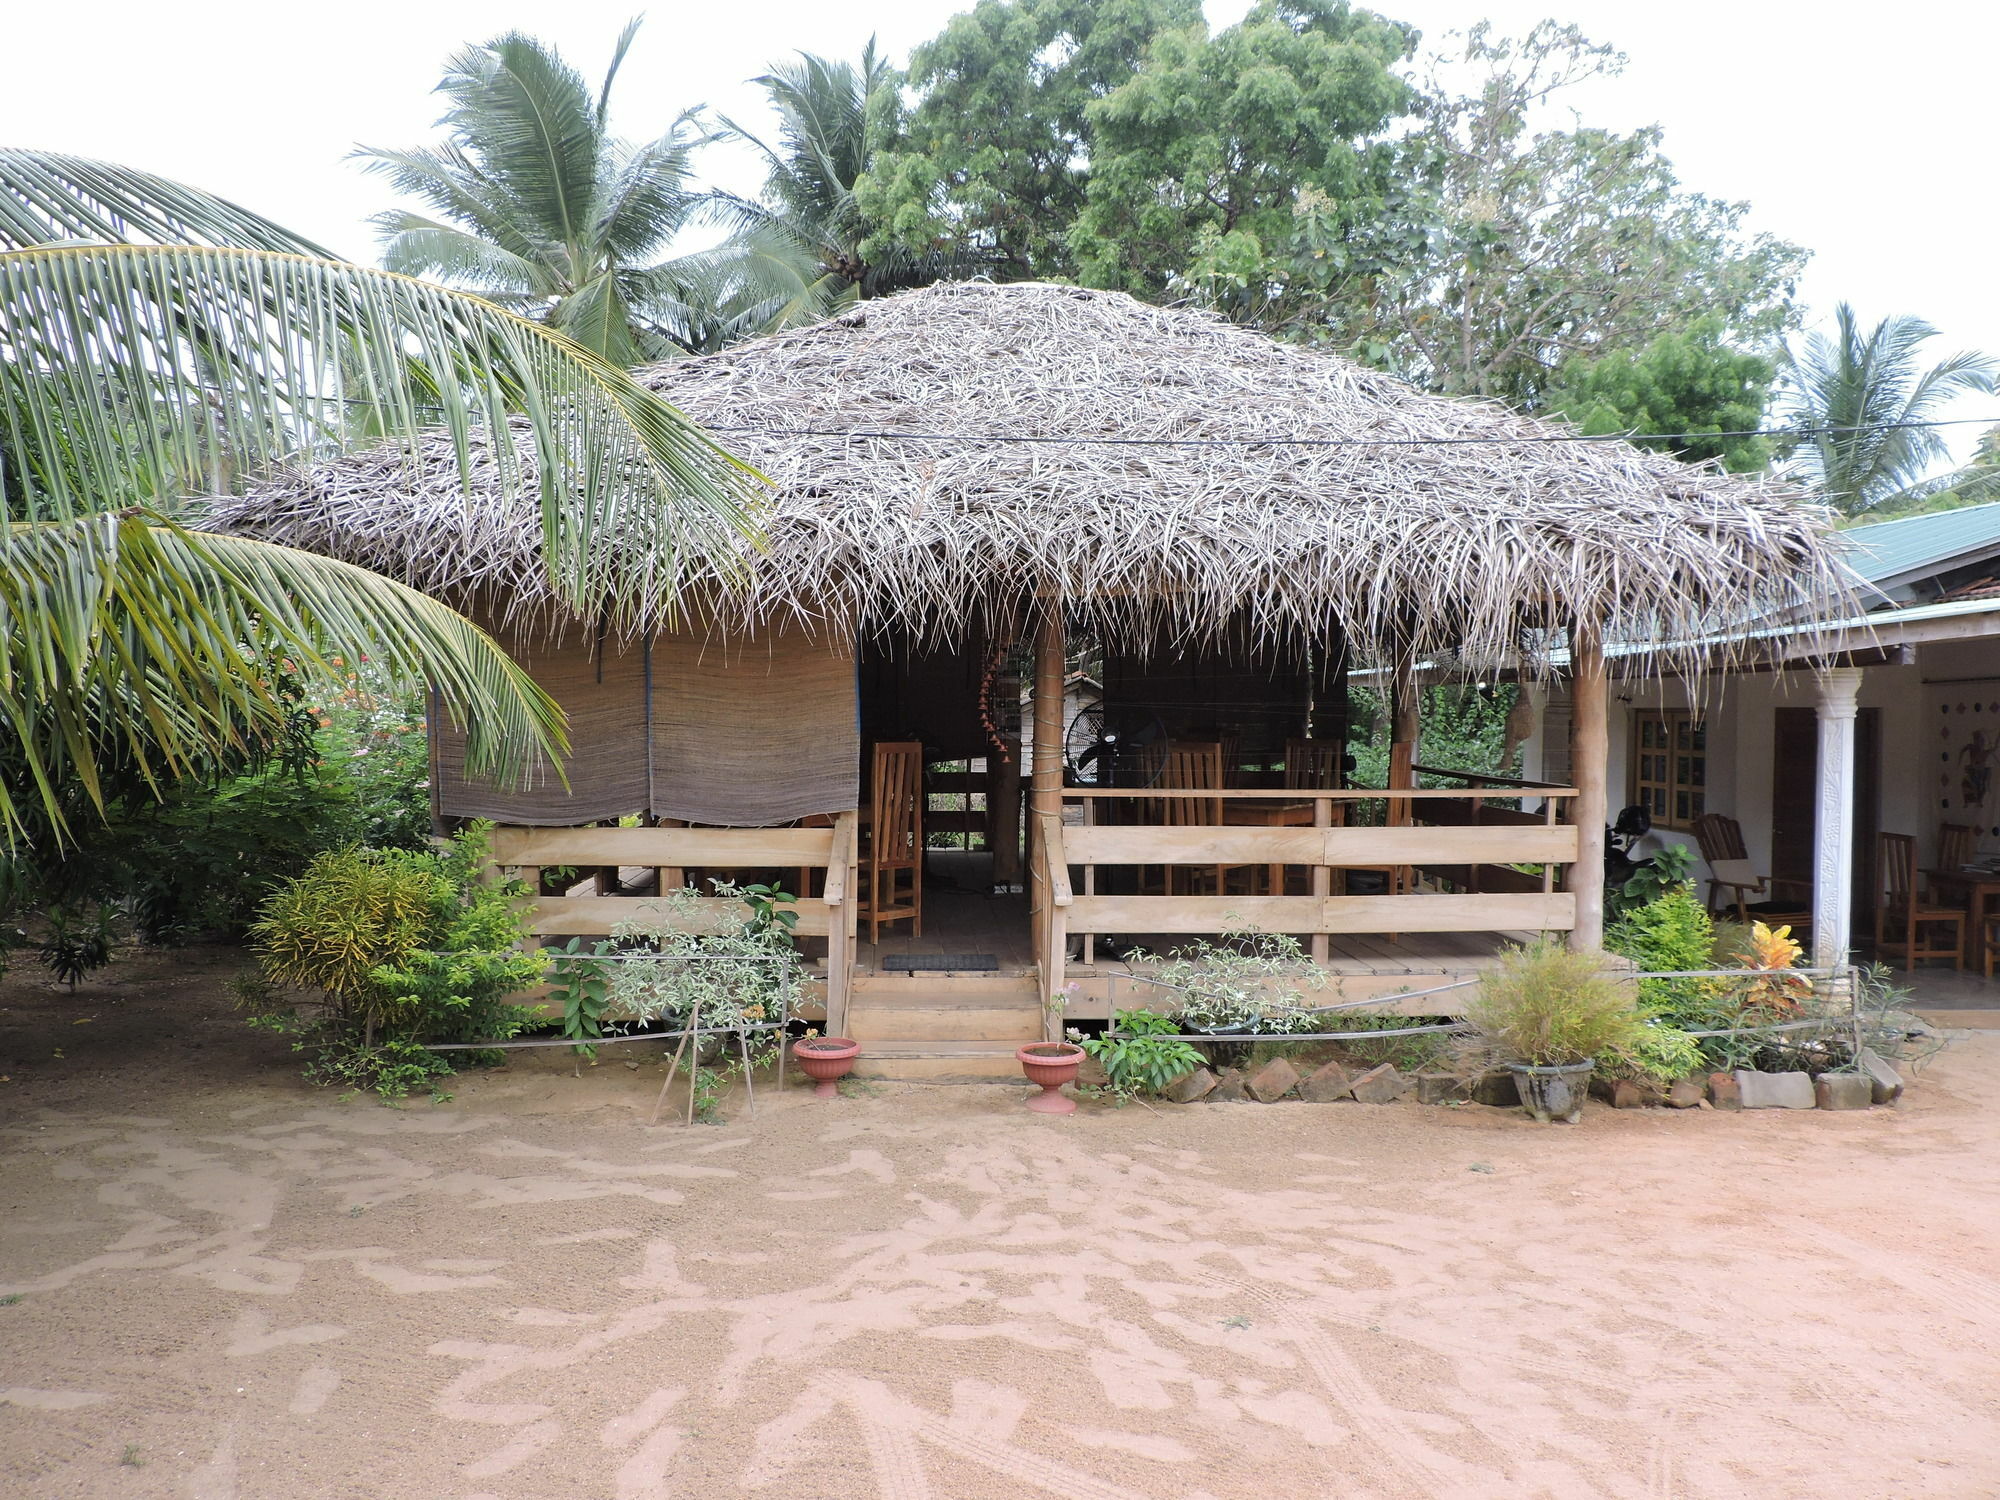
[204,281,1858,674]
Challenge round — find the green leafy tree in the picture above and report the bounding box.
[0,149,758,846]
[359,23,819,361]
[857,0,1202,279]
[1776,303,1996,516]
[1545,317,1775,473]
[719,41,964,302]
[1198,23,1805,405]
[1073,0,1412,300]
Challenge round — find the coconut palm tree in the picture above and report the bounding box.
[358,22,821,363]
[1776,304,1996,515]
[718,41,978,302]
[0,149,759,845]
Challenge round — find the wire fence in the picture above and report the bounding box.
[1094,963,1927,1065]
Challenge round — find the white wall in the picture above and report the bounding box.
[1598,646,1982,898]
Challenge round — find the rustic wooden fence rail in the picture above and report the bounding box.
[487,814,858,1035]
[1036,785,1580,1006]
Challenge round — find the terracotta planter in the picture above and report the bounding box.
[1017,1042,1086,1114]
[1507,1059,1595,1124]
[795,1037,860,1099]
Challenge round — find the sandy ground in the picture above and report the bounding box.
[2,947,1998,1500]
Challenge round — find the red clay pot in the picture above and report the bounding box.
[795,1037,860,1099]
[1017,1042,1085,1114]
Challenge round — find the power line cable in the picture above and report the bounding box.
[701,413,2000,451]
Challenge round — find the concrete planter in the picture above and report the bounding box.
[1507,1060,1594,1124]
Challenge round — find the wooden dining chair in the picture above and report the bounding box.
[1690,812,1811,929]
[1875,832,1964,970]
[858,741,923,943]
[1927,822,1980,923]
[1283,738,1342,790]
[1156,742,1260,896]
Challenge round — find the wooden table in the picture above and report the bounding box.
[1924,869,2000,970]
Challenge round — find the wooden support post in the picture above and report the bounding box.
[1391,653,1421,762]
[823,811,856,1038]
[1029,610,1065,976]
[1567,621,1609,952]
[989,732,1023,888]
[1311,795,1331,964]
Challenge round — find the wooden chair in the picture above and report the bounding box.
[1931,822,1979,914]
[1875,832,1964,971]
[858,741,922,943]
[1283,738,1342,790]
[1156,742,1260,896]
[1939,822,1979,873]
[1690,812,1811,930]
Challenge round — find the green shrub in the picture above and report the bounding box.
[1608,843,1696,917]
[1606,885,1717,1020]
[1126,931,1329,1034]
[1081,1010,1207,1101]
[1709,918,1756,968]
[248,824,541,1097]
[0,655,430,985]
[1459,941,1648,1071]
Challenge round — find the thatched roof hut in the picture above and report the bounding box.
[208,281,1853,673]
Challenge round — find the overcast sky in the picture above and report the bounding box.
[6,0,1995,463]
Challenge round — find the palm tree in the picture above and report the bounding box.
[358,22,820,363]
[1776,304,1996,515]
[0,149,758,845]
[718,41,975,302]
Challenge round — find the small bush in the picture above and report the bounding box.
[1459,941,1648,1071]
[247,824,540,1097]
[1080,1010,1207,1101]
[1607,885,1718,1020]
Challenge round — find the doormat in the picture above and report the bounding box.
[879,954,1000,972]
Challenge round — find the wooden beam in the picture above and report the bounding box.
[1064,891,1574,935]
[1567,620,1609,953]
[1029,610,1065,967]
[1063,823,1577,866]
[1056,786,1577,800]
[524,896,833,938]
[822,812,855,907]
[1036,812,1074,906]
[989,736,1023,885]
[490,825,838,869]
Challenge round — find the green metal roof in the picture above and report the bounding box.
[1840,501,2000,584]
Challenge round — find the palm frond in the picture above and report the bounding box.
[370,212,548,295]
[437,32,604,257]
[0,241,763,611]
[0,513,566,843]
[593,118,711,264]
[0,148,333,254]
[355,144,554,267]
[1778,303,1998,513]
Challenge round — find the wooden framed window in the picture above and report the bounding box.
[1632,710,1706,829]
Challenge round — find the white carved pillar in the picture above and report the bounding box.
[1811,668,1864,970]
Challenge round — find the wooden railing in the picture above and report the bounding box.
[1049,786,1578,976]
[487,815,859,1035]
[1031,811,1073,1042]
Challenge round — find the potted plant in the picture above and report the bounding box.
[1459,942,1649,1124]
[795,1036,861,1098]
[1016,1040,1087,1113]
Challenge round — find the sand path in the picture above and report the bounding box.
[1,948,1995,1497]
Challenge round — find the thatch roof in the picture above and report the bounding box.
[206,280,1855,672]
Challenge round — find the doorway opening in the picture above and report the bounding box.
[856,625,1031,972]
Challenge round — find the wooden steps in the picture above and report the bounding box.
[847,971,1044,1080]
[849,1040,1033,1082]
